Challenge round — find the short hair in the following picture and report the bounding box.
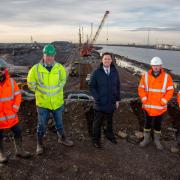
[102,52,112,59]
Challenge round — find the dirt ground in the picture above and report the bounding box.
[0,46,180,180]
[1,130,180,180]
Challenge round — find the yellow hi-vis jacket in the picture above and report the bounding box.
[27,61,66,110]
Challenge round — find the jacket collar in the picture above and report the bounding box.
[38,60,58,72]
[99,63,116,72]
[148,68,165,78]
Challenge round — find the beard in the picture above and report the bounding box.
[0,74,6,82]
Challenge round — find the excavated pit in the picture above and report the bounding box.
[1,43,180,180]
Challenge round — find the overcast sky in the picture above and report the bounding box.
[0,0,180,45]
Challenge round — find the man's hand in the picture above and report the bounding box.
[116,101,119,110]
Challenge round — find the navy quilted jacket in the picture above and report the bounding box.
[89,63,120,113]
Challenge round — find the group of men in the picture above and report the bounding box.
[0,44,73,163]
[0,44,179,164]
[89,53,180,152]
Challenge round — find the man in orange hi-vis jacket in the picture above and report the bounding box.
[178,91,180,108]
[0,58,31,163]
[171,91,180,153]
[138,57,174,150]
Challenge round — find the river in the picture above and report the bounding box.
[98,45,180,75]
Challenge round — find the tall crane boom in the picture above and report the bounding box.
[91,10,109,45]
[80,10,110,57]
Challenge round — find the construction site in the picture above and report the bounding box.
[0,11,180,180]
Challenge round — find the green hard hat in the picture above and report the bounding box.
[43,44,56,56]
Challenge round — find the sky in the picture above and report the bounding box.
[0,0,180,45]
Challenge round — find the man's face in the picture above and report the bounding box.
[152,65,162,72]
[102,55,112,68]
[43,55,55,65]
[0,67,6,77]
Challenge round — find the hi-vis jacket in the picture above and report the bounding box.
[27,61,66,110]
[138,69,174,116]
[178,91,180,107]
[0,70,21,129]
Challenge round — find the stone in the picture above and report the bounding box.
[135,131,144,139]
[118,130,128,138]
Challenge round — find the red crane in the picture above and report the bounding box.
[80,11,110,57]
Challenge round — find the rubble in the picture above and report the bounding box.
[0,43,180,179]
[117,131,128,139]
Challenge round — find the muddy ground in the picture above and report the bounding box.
[0,44,180,180]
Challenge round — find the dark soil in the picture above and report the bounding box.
[0,46,180,180]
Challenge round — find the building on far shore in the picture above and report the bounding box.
[156,44,180,50]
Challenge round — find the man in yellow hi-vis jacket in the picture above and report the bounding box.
[27,44,73,155]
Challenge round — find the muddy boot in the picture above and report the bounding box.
[57,132,74,147]
[140,132,151,147]
[171,145,180,153]
[36,137,44,155]
[14,137,31,158]
[0,141,7,163]
[154,133,163,150]
[172,132,180,153]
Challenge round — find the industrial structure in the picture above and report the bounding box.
[79,11,109,57]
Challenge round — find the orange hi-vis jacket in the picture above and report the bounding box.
[0,70,21,129]
[178,91,180,107]
[138,69,174,116]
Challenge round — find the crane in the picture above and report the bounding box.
[80,10,110,57]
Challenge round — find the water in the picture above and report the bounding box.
[98,45,180,75]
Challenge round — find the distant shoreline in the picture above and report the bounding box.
[97,44,180,52]
[112,53,180,85]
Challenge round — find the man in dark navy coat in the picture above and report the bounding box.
[89,52,120,148]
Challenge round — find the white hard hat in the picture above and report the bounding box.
[150,57,163,65]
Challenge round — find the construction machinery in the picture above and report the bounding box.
[69,61,80,77]
[80,11,110,57]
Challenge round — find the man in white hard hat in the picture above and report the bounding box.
[171,90,180,153]
[138,57,174,150]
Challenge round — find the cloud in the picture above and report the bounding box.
[0,0,180,44]
[131,26,180,32]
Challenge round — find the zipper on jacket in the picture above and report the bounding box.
[48,71,53,109]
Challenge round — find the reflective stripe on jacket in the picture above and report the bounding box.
[178,91,180,107]
[138,69,174,116]
[27,61,66,110]
[0,72,21,129]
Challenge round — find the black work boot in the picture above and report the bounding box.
[57,131,74,147]
[0,141,7,163]
[104,129,117,144]
[92,140,102,149]
[14,137,31,158]
[36,137,44,155]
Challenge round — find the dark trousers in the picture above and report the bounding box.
[144,111,163,133]
[0,123,21,141]
[92,110,115,143]
[176,130,180,145]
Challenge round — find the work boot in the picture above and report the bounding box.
[171,144,180,153]
[92,141,102,149]
[104,130,117,144]
[140,132,151,147]
[14,137,31,158]
[36,137,44,155]
[57,132,74,147]
[154,133,163,150]
[0,141,7,163]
